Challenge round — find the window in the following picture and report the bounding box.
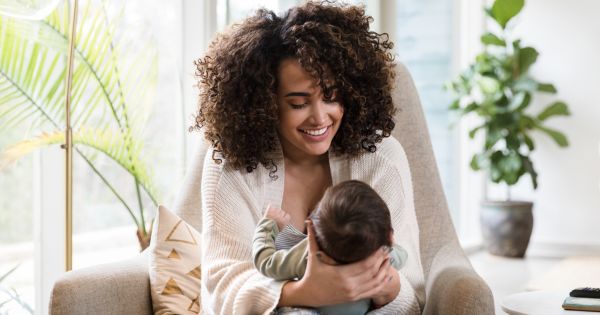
[392,0,460,224]
[0,1,189,313]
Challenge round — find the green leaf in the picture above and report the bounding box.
[537,101,570,121]
[481,32,506,46]
[537,83,557,93]
[522,156,538,189]
[470,153,489,171]
[469,124,485,139]
[535,125,569,147]
[478,76,501,94]
[498,151,523,185]
[508,92,531,111]
[513,77,538,92]
[449,99,460,111]
[523,134,535,151]
[491,0,525,29]
[485,128,503,149]
[463,103,479,115]
[518,47,539,74]
[470,154,481,171]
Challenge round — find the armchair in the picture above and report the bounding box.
[49,63,494,314]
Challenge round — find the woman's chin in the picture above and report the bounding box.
[302,142,332,157]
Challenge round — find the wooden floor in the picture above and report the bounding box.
[468,251,562,314]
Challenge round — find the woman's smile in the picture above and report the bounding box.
[299,125,331,140]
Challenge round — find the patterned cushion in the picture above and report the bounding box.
[149,205,201,314]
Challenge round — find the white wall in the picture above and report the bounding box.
[489,0,600,256]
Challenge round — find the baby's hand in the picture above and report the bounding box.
[264,204,291,231]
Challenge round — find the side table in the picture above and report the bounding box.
[502,290,593,315]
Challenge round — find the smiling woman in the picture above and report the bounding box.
[194,2,426,314]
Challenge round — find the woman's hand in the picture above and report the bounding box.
[371,264,401,308]
[280,220,395,307]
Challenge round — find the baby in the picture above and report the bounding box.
[252,180,408,315]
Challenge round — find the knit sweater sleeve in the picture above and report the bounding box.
[358,137,426,315]
[200,151,285,315]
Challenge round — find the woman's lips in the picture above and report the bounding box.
[299,125,331,142]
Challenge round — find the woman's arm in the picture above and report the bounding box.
[201,158,285,315]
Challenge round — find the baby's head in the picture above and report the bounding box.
[311,180,393,264]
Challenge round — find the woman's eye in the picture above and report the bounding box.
[290,103,306,109]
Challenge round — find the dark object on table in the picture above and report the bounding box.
[570,287,600,299]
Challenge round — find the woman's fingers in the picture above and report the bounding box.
[353,258,393,300]
[339,246,388,277]
[305,220,321,259]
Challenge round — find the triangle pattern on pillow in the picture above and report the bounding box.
[165,220,197,245]
[167,249,181,260]
[161,277,184,295]
[187,265,201,279]
[188,295,200,313]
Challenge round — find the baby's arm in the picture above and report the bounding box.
[252,217,309,281]
[264,204,291,231]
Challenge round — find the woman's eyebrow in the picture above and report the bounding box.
[284,92,311,97]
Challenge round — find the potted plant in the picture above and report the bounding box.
[446,0,571,257]
[0,1,158,250]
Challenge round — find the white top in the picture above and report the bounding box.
[200,137,425,315]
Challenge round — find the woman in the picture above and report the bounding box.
[194,2,425,314]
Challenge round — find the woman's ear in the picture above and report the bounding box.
[388,229,394,244]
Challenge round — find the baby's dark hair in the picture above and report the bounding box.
[311,180,392,264]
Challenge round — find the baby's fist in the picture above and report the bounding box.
[264,204,291,231]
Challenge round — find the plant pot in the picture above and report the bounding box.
[480,200,533,258]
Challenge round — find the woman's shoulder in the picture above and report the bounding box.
[354,136,410,171]
[202,146,271,188]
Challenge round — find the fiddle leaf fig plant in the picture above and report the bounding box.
[446,0,570,193]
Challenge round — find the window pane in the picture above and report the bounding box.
[394,0,459,222]
[0,127,35,314]
[72,0,184,269]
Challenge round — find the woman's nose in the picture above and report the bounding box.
[309,101,328,125]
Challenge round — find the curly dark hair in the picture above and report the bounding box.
[193,1,397,173]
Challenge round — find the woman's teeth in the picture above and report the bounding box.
[301,126,328,136]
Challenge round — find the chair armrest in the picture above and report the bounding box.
[425,265,494,315]
[422,244,494,315]
[49,252,152,315]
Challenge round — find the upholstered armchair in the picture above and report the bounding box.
[49,63,494,314]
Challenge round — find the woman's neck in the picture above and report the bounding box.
[283,150,328,169]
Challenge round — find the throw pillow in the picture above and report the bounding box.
[149,205,202,314]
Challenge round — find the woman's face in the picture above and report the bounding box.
[276,58,344,160]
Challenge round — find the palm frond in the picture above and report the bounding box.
[0,128,158,204]
[0,0,160,223]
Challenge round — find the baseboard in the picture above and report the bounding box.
[526,241,600,258]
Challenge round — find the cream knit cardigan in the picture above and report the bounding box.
[201,137,425,315]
